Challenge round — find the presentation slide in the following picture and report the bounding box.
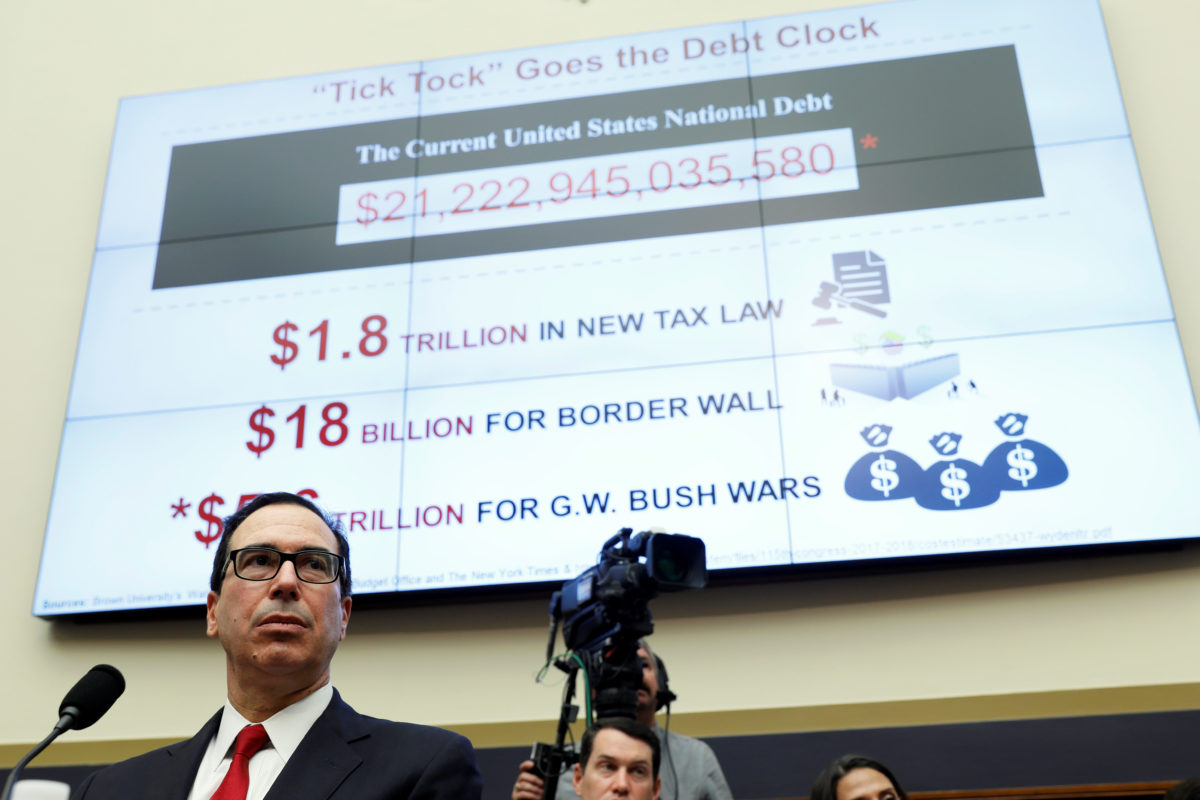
[34,0,1200,615]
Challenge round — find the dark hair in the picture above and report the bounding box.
[1166,779,1200,800]
[208,492,351,597]
[811,755,908,800]
[579,718,661,780]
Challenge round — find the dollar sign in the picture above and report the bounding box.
[853,333,869,355]
[940,462,971,507]
[270,321,299,370]
[917,325,933,347]
[1006,443,1038,487]
[357,192,379,227]
[246,405,276,458]
[869,453,899,498]
[195,493,225,548]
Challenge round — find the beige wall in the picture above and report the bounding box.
[2,0,1198,764]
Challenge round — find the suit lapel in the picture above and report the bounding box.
[263,691,366,800]
[161,709,224,800]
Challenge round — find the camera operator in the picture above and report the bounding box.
[511,641,732,800]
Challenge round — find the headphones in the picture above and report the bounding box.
[654,653,677,710]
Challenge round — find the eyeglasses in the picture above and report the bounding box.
[227,547,343,584]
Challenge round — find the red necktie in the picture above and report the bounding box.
[209,724,270,800]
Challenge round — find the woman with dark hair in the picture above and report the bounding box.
[811,755,909,800]
[1165,778,1200,800]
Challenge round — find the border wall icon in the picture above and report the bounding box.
[831,353,960,401]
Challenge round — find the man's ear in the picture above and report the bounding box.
[339,595,352,640]
[653,775,662,800]
[205,591,220,638]
[573,763,584,797]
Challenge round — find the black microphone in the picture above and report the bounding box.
[56,664,125,732]
[1,665,125,800]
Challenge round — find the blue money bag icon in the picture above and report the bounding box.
[983,413,1068,491]
[845,424,923,501]
[914,433,1000,510]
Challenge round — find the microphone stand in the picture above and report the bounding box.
[0,716,72,800]
[4,665,125,800]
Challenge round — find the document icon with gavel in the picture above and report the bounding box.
[812,250,891,323]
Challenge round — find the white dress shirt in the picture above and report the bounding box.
[187,684,333,800]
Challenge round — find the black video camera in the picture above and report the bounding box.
[529,528,706,797]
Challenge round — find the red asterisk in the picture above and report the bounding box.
[171,498,191,518]
[859,133,879,149]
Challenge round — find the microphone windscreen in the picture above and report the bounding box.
[58,665,125,730]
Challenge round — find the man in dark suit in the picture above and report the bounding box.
[72,491,482,800]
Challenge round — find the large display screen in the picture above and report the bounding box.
[35,0,1200,616]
